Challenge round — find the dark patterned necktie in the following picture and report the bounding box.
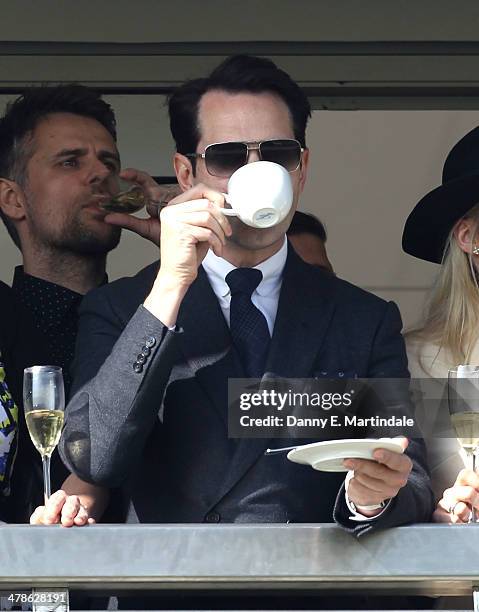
[226,268,271,378]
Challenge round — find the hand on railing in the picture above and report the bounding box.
[434,468,479,523]
[30,489,94,527]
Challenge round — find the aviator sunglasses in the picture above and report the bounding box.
[186,139,304,178]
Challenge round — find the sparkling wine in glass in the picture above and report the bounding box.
[448,365,479,522]
[23,366,65,501]
[100,178,180,214]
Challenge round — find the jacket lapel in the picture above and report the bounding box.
[211,247,338,507]
[265,246,337,377]
[176,266,244,428]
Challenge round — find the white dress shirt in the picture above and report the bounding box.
[201,237,287,336]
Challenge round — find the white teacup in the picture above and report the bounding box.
[221,161,293,228]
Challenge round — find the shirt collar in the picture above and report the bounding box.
[12,266,108,319]
[13,266,108,293]
[202,237,288,298]
[13,266,82,301]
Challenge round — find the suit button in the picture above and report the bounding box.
[141,346,151,357]
[204,511,221,523]
[136,354,147,364]
[133,362,143,373]
[145,337,156,348]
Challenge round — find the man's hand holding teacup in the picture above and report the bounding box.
[144,183,232,327]
[343,437,412,517]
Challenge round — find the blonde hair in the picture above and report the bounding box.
[407,203,479,369]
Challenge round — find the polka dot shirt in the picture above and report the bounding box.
[12,266,88,396]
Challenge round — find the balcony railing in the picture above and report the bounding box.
[1,523,477,611]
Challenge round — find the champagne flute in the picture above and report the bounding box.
[100,177,180,215]
[448,365,479,522]
[23,366,65,501]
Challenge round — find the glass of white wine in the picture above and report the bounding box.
[100,178,180,215]
[23,366,65,501]
[448,365,479,522]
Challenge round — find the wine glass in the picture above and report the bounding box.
[23,366,65,502]
[448,365,479,522]
[99,178,180,215]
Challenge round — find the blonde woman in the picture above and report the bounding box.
[402,126,479,523]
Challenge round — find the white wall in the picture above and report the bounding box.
[1,95,479,328]
[302,110,479,328]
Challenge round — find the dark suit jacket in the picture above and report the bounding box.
[0,281,56,522]
[61,248,434,534]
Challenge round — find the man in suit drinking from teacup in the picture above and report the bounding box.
[60,55,433,533]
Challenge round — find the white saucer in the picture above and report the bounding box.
[287,438,404,472]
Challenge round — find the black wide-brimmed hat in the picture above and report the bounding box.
[402,126,479,263]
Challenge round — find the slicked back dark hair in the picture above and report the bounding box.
[0,84,117,248]
[168,55,311,168]
[287,210,327,242]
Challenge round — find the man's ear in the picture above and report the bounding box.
[174,153,194,192]
[298,147,309,194]
[0,178,26,222]
[454,217,476,254]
